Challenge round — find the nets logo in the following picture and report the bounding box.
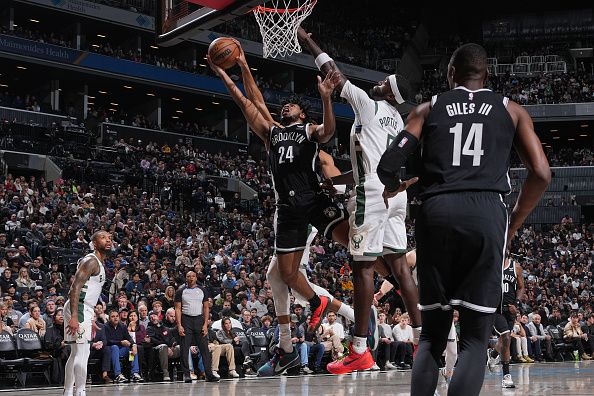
[323,207,337,219]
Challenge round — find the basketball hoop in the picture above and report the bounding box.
[253,0,317,58]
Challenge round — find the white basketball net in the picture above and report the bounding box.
[253,0,317,58]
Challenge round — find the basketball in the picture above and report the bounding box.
[208,37,240,69]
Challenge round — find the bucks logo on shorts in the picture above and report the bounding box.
[351,234,363,250]
[323,206,337,218]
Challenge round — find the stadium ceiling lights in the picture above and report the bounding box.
[146,93,156,96]
[250,67,258,71]
[172,97,180,101]
[199,64,207,67]
[16,66,27,70]
[552,136,560,139]
[98,91,107,94]
[87,95,95,99]
[29,19,40,23]
[581,124,589,128]
[172,116,179,119]
[176,110,183,113]
[212,101,220,105]
[580,134,588,137]
[110,102,119,106]
[550,129,558,132]
[0,84,8,88]
[567,138,575,141]
[150,45,159,49]
[123,85,133,89]
[195,108,203,111]
[97,34,106,38]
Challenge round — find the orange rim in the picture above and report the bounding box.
[253,0,316,14]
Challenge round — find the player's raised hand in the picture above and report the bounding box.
[317,70,338,98]
[233,39,248,68]
[382,177,419,208]
[297,26,312,41]
[206,55,226,77]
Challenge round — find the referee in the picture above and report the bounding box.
[175,271,218,382]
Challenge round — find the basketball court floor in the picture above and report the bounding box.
[5,361,593,395]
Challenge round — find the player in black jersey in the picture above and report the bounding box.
[376,43,551,396]
[208,46,350,376]
[488,258,525,388]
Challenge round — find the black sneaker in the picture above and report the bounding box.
[131,373,144,382]
[184,375,192,383]
[205,374,220,382]
[257,347,300,376]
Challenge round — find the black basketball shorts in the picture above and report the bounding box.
[493,308,516,336]
[415,191,508,314]
[274,190,347,253]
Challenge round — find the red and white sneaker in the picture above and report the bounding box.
[327,344,375,374]
[307,296,330,335]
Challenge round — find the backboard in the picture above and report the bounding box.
[156,0,264,47]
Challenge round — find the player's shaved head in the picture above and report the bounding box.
[448,43,488,88]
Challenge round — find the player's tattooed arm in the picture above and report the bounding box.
[207,54,273,147]
[234,41,277,125]
[297,27,347,91]
[67,256,99,334]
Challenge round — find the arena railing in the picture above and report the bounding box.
[0,106,70,127]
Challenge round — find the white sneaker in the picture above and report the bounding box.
[229,370,240,378]
[502,374,515,388]
[371,363,380,371]
[487,348,500,371]
[385,362,397,370]
[212,371,220,380]
[190,372,198,380]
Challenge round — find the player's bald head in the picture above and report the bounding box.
[448,43,488,85]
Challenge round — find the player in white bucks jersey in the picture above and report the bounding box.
[298,27,421,374]
[209,47,351,377]
[64,231,111,396]
[378,43,550,396]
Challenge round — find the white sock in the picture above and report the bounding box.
[352,336,367,354]
[279,323,293,353]
[337,303,355,322]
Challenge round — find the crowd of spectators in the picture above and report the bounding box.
[1,125,594,385]
[418,69,594,105]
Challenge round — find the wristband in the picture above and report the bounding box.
[315,52,333,70]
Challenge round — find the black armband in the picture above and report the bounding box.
[377,130,419,192]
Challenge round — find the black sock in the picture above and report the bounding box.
[309,295,321,311]
[490,349,499,359]
[502,361,510,375]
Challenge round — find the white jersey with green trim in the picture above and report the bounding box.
[77,252,106,310]
[340,80,404,184]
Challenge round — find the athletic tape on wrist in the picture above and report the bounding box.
[388,74,405,104]
[315,53,333,70]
